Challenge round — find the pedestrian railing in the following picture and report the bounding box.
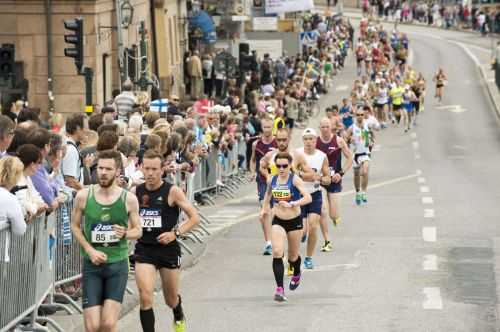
[0,142,249,331]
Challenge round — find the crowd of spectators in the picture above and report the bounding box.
[362,0,500,34]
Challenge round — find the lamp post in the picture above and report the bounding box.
[116,0,135,87]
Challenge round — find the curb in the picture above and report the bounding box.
[477,65,500,120]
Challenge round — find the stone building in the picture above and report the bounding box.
[0,0,187,115]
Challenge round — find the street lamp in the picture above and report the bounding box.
[121,0,134,28]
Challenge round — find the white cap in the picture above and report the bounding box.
[302,128,318,137]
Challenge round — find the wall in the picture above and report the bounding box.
[244,31,301,57]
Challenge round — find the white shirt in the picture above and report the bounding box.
[295,147,326,193]
[14,174,45,217]
[0,187,26,236]
[61,137,83,184]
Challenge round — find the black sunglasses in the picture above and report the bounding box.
[276,163,289,169]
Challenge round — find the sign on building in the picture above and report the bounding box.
[265,0,314,14]
[252,17,278,31]
[247,40,283,60]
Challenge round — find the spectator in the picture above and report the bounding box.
[0,115,15,158]
[17,108,40,125]
[62,114,90,191]
[117,136,141,186]
[88,113,104,132]
[45,133,67,193]
[0,156,26,235]
[114,80,136,122]
[97,123,119,135]
[102,106,116,125]
[203,54,214,97]
[167,95,183,117]
[189,50,203,100]
[97,130,120,152]
[13,144,48,219]
[7,127,29,156]
[27,128,59,209]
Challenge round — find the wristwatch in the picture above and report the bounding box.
[174,227,181,238]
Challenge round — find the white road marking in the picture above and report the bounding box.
[336,85,349,92]
[488,78,495,83]
[372,144,382,152]
[422,197,434,204]
[410,132,417,140]
[424,209,435,218]
[412,141,419,150]
[420,186,430,193]
[408,48,414,66]
[303,263,360,272]
[423,227,437,242]
[423,255,438,271]
[416,169,422,175]
[452,41,481,68]
[422,287,443,310]
[417,177,426,184]
[415,154,421,160]
[341,173,418,196]
[436,104,467,113]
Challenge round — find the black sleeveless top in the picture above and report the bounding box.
[136,181,180,246]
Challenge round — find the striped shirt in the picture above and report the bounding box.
[114,91,136,122]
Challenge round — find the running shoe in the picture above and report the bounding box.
[355,192,362,206]
[304,257,314,269]
[263,243,272,256]
[274,287,287,302]
[173,319,186,332]
[289,274,301,291]
[332,217,341,227]
[361,192,368,204]
[320,241,333,252]
[287,263,294,276]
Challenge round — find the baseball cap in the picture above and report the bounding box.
[302,128,318,137]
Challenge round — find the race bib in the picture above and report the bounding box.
[140,209,162,229]
[272,187,291,201]
[91,224,119,244]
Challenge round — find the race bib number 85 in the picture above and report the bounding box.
[91,224,119,244]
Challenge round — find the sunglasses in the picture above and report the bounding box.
[276,138,287,142]
[356,113,364,116]
[276,163,289,169]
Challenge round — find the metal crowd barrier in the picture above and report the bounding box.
[0,143,249,331]
[0,212,65,332]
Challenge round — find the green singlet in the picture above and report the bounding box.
[83,185,129,263]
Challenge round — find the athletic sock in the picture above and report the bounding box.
[140,308,155,332]
[272,258,284,288]
[265,241,271,246]
[291,256,302,276]
[172,295,184,322]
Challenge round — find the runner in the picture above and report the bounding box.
[316,118,353,252]
[433,68,447,103]
[296,128,331,269]
[402,84,417,132]
[389,78,404,126]
[133,150,200,332]
[250,118,277,255]
[260,151,312,302]
[71,150,143,332]
[346,109,374,206]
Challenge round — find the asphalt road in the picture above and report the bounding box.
[118,23,500,332]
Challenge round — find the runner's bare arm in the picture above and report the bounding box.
[125,192,143,240]
[70,189,94,255]
[259,152,271,181]
[292,152,315,181]
[250,140,258,174]
[320,156,331,185]
[291,176,312,207]
[338,136,353,173]
[171,186,200,235]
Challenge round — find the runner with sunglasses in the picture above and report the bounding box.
[346,107,374,205]
[260,151,312,302]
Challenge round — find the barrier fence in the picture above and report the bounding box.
[0,141,248,331]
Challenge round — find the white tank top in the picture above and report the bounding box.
[296,148,326,193]
[351,122,371,155]
[377,88,388,104]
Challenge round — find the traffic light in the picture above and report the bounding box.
[64,18,83,73]
[0,44,15,81]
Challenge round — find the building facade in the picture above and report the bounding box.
[0,0,187,115]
